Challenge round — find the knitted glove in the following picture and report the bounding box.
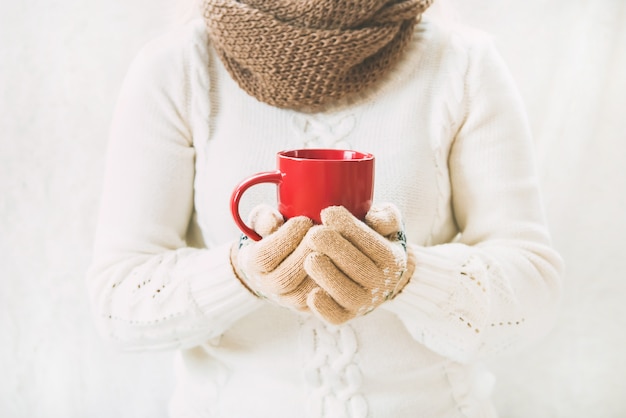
[230,204,319,310]
[303,204,415,324]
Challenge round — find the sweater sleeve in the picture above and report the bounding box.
[382,35,564,363]
[86,24,263,351]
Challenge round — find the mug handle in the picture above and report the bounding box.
[230,171,283,241]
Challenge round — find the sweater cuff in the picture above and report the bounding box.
[186,241,264,327]
[383,243,489,362]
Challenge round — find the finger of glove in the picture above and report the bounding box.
[247,216,313,273]
[364,203,403,237]
[260,241,312,295]
[321,206,405,272]
[248,204,285,238]
[304,251,371,310]
[278,277,318,311]
[307,288,355,325]
[305,227,388,290]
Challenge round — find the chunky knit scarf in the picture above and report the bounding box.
[203,0,433,111]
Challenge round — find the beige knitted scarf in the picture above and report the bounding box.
[203,0,433,111]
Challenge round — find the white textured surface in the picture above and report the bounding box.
[1,0,625,417]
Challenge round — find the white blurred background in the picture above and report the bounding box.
[1,0,625,417]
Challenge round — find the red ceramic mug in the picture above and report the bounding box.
[230,149,375,241]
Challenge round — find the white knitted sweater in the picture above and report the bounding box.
[87,17,563,418]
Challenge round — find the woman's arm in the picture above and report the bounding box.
[86,27,262,352]
[383,36,564,363]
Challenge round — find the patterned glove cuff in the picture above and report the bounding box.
[229,240,267,299]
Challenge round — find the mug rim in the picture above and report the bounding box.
[278,148,374,162]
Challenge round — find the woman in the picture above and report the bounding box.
[87,0,563,416]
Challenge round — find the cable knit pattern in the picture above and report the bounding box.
[300,317,367,418]
[189,21,214,237]
[426,31,468,246]
[291,113,356,150]
[87,17,563,418]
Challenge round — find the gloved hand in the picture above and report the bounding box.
[230,204,319,310]
[303,204,414,324]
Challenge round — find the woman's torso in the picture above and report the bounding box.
[171,18,496,418]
